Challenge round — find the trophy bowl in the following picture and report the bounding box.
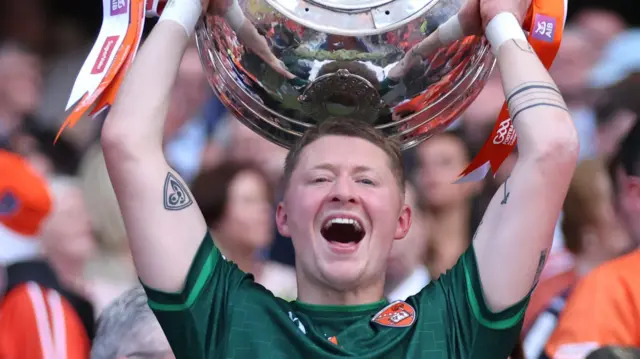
[195,0,495,150]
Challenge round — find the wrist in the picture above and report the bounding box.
[158,0,203,37]
[484,12,527,56]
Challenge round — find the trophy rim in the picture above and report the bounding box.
[262,0,438,37]
[195,18,495,151]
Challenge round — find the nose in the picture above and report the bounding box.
[328,176,358,204]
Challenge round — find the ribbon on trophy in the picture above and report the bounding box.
[456,0,568,182]
[56,0,165,141]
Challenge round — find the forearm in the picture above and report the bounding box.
[102,21,191,153]
[99,4,209,292]
[473,17,579,312]
[496,39,578,159]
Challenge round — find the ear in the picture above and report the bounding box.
[394,204,412,240]
[627,176,640,212]
[275,201,291,237]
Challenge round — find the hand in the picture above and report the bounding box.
[458,0,531,35]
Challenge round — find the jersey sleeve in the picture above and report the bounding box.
[141,232,255,359]
[421,245,529,359]
[544,265,637,358]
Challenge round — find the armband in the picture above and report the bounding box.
[159,0,202,37]
[485,12,527,55]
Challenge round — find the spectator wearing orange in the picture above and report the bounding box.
[522,158,631,358]
[0,150,91,359]
[545,116,640,358]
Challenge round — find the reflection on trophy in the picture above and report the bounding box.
[197,0,494,149]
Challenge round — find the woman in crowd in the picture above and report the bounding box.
[191,160,297,300]
[414,129,483,277]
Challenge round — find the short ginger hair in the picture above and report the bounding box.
[283,118,405,191]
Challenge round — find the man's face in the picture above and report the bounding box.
[276,136,411,292]
[616,171,640,245]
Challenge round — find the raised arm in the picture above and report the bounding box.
[100,0,208,292]
[471,11,579,311]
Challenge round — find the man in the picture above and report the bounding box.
[91,286,173,359]
[544,117,640,359]
[0,150,91,359]
[100,0,578,357]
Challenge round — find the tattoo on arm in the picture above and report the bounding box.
[512,39,534,53]
[163,173,193,211]
[500,176,510,205]
[505,82,568,120]
[531,249,549,289]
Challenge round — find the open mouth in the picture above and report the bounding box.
[321,216,366,245]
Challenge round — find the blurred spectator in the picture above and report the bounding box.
[414,130,483,278]
[41,176,98,298]
[191,161,297,300]
[544,118,640,358]
[0,150,91,359]
[79,145,139,315]
[586,346,640,359]
[572,8,627,57]
[522,159,631,358]
[593,73,640,160]
[213,113,288,185]
[164,44,213,183]
[91,286,173,359]
[385,182,430,301]
[212,114,294,266]
[0,0,48,54]
[550,27,601,160]
[589,30,640,89]
[0,42,81,175]
[461,70,505,150]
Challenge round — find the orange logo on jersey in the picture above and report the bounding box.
[371,301,416,328]
[328,336,338,345]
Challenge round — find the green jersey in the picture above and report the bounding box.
[143,233,528,359]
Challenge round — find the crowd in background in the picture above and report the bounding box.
[1,1,640,358]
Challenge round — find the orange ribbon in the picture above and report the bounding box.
[458,0,566,181]
[56,0,150,141]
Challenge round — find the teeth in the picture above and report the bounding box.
[325,217,362,231]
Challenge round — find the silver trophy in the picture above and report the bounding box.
[195,0,494,149]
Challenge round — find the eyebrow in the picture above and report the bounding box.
[310,164,376,173]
